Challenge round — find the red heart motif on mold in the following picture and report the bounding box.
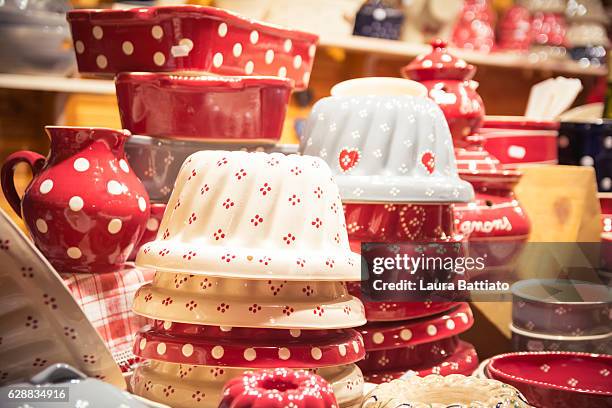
[339,148,360,172]
[420,151,435,174]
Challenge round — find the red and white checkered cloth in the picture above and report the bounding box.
[61,265,154,372]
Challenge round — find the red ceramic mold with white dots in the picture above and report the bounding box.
[132,272,366,329]
[358,302,474,351]
[487,351,612,408]
[115,73,293,142]
[134,322,364,368]
[136,151,361,282]
[0,208,124,387]
[1,126,150,273]
[220,368,338,408]
[67,6,318,90]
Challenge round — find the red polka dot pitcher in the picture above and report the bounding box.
[1,126,150,273]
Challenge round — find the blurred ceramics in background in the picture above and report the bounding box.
[353,0,405,40]
[497,5,532,51]
[400,0,463,44]
[451,0,496,53]
[0,0,75,74]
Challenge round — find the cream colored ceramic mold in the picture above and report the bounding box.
[0,209,124,388]
[361,374,531,408]
[131,360,364,408]
[132,272,366,329]
[136,151,360,281]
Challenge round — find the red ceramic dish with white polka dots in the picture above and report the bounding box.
[115,73,292,142]
[358,302,474,351]
[0,126,150,273]
[133,322,365,368]
[67,6,318,90]
[487,351,612,408]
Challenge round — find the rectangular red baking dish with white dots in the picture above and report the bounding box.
[67,5,319,90]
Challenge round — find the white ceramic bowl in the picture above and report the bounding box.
[136,151,361,281]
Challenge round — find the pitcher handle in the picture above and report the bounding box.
[1,151,46,217]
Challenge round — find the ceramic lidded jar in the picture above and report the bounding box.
[401,39,485,143]
[453,137,530,277]
[1,126,150,273]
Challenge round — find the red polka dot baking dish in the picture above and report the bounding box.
[115,73,292,142]
[358,302,474,351]
[133,322,365,368]
[67,6,318,90]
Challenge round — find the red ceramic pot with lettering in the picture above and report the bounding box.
[453,138,530,279]
[344,203,461,321]
[401,39,485,142]
[1,126,150,273]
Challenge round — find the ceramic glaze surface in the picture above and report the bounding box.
[1,126,150,273]
[220,368,337,408]
[358,336,461,372]
[136,151,360,281]
[131,361,363,408]
[129,203,166,261]
[488,351,612,408]
[132,272,366,329]
[133,323,365,367]
[67,6,318,89]
[115,73,292,141]
[0,208,124,388]
[361,374,530,407]
[361,342,479,383]
[300,94,473,203]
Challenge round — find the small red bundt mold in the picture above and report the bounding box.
[219,368,338,408]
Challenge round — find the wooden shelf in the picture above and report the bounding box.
[319,35,608,76]
[0,74,115,95]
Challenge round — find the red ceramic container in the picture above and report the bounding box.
[67,6,318,90]
[487,351,612,408]
[358,303,473,351]
[115,73,293,142]
[344,202,458,246]
[1,126,150,273]
[401,40,485,142]
[344,202,464,321]
[134,322,365,368]
[453,139,530,279]
[480,116,559,168]
[362,340,479,383]
[601,193,612,234]
[358,336,461,372]
[220,369,337,408]
[129,203,165,261]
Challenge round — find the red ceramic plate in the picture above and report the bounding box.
[115,73,292,142]
[358,336,460,372]
[362,341,479,383]
[487,351,612,408]
[133,323,365,368]
[359,303,473,351]
[67,6,318,90]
